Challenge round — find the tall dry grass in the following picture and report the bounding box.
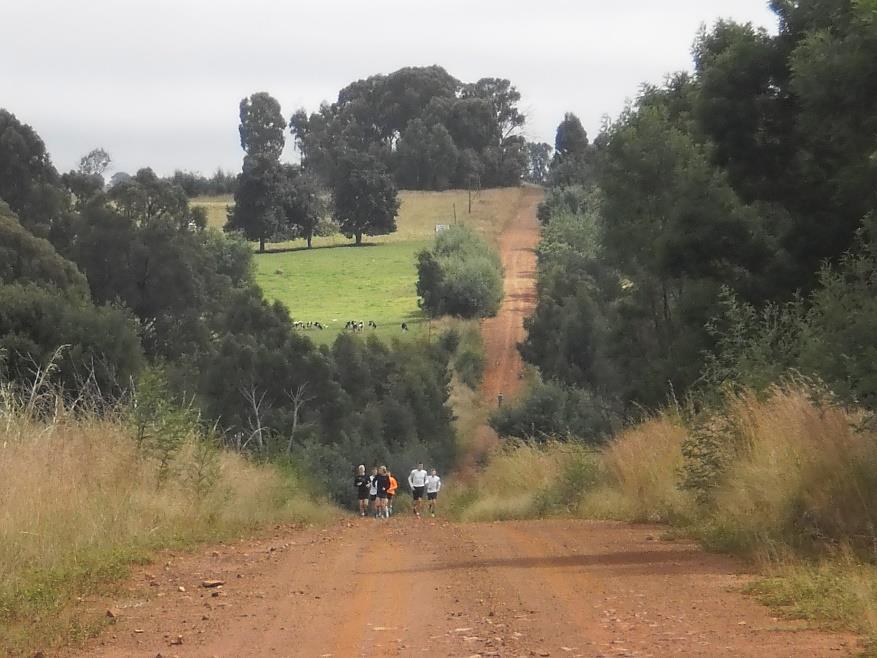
[0,385,334,651]
[578,414,691,523]
[453,383,877,639]
[697,387,877,556]
[446,440,600,521]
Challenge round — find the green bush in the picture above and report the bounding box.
[416,225,503,319]
[438,323,485,389]
[488,379,612,443]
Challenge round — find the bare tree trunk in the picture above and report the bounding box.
[240,384,268,453]
[285,383,312,457]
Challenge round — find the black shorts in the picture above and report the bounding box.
[427,491,438,500]
[358,492,370,501]
[377,491,388,499]
[369,494,377,501]
[413,486,426,500]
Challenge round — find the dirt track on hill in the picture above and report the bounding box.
[480,186,542,404]
[67,187,859,657]
[459,185,543,474]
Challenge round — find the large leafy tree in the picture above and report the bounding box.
[79,147,111,177]
[525,142,553,185]
[554,112,589,159]
[691,1,877,289]
[0,109,66,237]
[0,201,88,299]
[229,93,288,251]
[239,92,286,160]
[109,168,204,230]
[291,66,528,190]
[549,112,594,187]
[226,155,283,252]
[277,165,324,248]
[0,201,142,391]
[332,150,399,245]
[395,119,458,190]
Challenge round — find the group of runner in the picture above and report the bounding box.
[354,462,442,518]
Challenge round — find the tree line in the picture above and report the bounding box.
[226,91,399,251]
[0,108,457,502]
[292,66,530,191]
[501,0,877,440]
[226,66,545,252]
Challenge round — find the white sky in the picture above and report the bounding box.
[1,0,778,177]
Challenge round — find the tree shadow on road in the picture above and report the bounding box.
[360,549,739,578]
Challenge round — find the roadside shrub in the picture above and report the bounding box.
[436,323,485,390]
[580,415,691,523]
[448,440,601,522]
[454,348,485,390]
[703,216,877,412]
[0,283,143,395]
[467,382,877,559]
[489,379,612,443]
[416,225,503,319]
[699,387,877,555]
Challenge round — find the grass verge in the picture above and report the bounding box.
[451,382,877,644]
[0,411,335,653]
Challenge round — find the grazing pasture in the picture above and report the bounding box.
[193,187,529,342]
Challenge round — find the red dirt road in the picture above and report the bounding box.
[68,187,859,657]
[459,186,542,474]
[480,186,541,404]
[75,519,857,657]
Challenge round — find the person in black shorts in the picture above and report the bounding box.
[375,465,391,519]
[408,462,428,517]
[425,469,442,517]
[354,465,370,517]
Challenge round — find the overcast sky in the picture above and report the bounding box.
[2,0,778,177]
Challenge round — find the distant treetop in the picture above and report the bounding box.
[290,65,528,190]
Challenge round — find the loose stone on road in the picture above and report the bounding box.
[76,520,858,657]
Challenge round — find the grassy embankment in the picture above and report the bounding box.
[0,386,335,654]
[193,188,527,344]
[447,384,877,647]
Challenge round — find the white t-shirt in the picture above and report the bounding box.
[368,474,378,496]
[426,475,442,493]
[408,468,427,488]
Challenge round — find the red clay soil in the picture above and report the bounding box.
[63,188,860,657]
[460,186,543,475]
[480,186,542,405]
[71,519,858,657]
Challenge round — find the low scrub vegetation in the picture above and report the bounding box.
[454,383,877,640]
[437,322,485,390]
[489,379,614,443]
[0,377,333,653]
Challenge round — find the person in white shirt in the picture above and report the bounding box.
[425,469,442,517]
[368,466,379,518]
[408,462,428,517]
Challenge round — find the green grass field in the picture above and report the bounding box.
[256,241,431,341]
[193,188,527,343]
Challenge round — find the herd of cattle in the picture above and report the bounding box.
[292,320,410,332]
